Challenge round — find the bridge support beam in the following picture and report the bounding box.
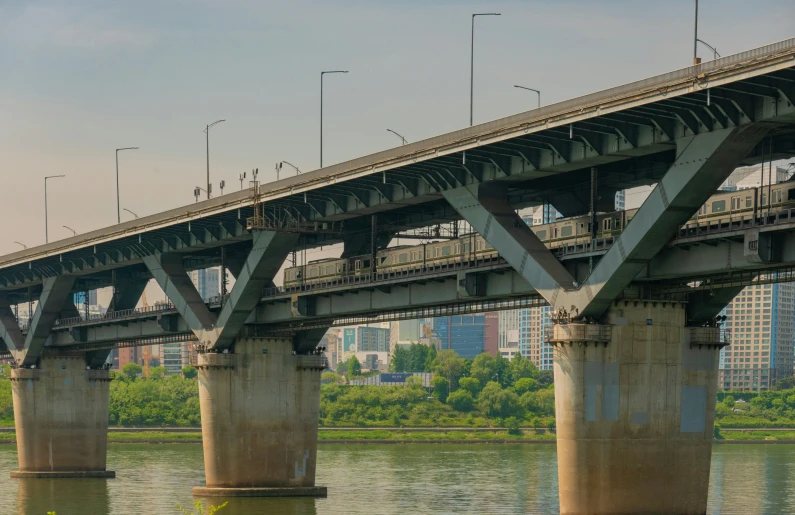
[10,352,113,478]
[553,302,719,515]
[192,337,326,497]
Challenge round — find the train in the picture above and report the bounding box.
[283,180,795,288]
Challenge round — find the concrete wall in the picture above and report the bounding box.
[197,338,322,489]
[553,303,719,515]
[11,354,111,472]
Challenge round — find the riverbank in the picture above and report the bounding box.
[0,428,794,444]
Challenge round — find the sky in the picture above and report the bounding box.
[1,0,794,257]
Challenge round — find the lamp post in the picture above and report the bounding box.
[320,70,348,167]
[116,147,138,224]
[386,129,407,145]
[278,161,301,179]
[44,175,65,243]
[471,13,500,126]
[204,120,226,200]
[63,225,77,236]
[514,85,541,108]
[123,208,139,219]
[696,39,720,60]
[13,242,26,250]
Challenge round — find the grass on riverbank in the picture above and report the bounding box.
[716,429,795,441]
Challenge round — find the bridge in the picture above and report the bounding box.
[3,37,795,513]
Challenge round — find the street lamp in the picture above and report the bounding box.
[320,70,348,167]
[514,85,541,108]
[44,175,65,243]
[13,242,26,250]
[697,39,720,60]
[116,147,139,224]
[123,208,139,219]
[204,119,226,200]
[471,13,501,126]
[238,171,247,190]
[62,225,77,236]
[386,129,407,145]
[277,161,301,180]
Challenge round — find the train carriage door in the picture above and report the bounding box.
[731,196,741,212]
[354,259,362,276]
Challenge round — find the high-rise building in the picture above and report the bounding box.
[162,341,191,374]
[484,312,499,357]
[433,315,486,358]
[190,268,220,301]
[357,326,390,353]
[716,165,795,391]
[615,190,626,210]
[720,283,795,391]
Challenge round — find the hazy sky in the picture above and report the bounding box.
[2,0,794,256]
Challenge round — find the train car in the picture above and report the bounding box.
[284,257,348,288]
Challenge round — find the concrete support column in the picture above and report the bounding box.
[553,302,719,515]
[193,338,326,497]
[10,353,113,478]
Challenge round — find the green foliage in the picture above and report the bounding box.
[723,395,735,408]
[775,376,795,390]
[336,359,348,375]
[181,366,198,379]
[507,355,538,384]
[347,356,362,377]
[121,362,143,379]
[390,343,437,373]
[458,376,481,397]
[109,373,200,427]
[446,389,474,412]
[150,366,168,379]
[321,372,343,384]
[478,381,523,419]
[405,376,424,389]
[432,350,466,390]
[505,416,522,435]
[431,376,448,402]
[514,377,539,396]
[470,354,507,386]
[177,500,228,515]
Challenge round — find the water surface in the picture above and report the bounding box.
[0,443,793,514]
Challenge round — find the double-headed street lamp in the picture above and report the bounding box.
[116,147,139,224]
[697,39,720,60]
[514,85,541,108]
[44,174,66,243]
[471,13,500,126]
[320,70,348,168]
[386,129,407,145]
[204,120,226,200]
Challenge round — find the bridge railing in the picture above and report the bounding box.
[51,302,176,329]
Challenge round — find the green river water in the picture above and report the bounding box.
[0,443,793,514]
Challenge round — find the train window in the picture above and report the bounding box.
[554,228,559,238]
[746,196,753,207]
[338,264,346,273]
[712,200,726,213]
[296,270,302,279]
[355,261,362,270]
[561,226,573,237]
[434,247,441,258]
[773,190,782,203]
[536,230,547,240]
[615,218,621,229]
[363,259,371,269]
[464,242,471,253]
[761,193,767,206]
[309,268,318,278]
[442,246,451,256]
[698,205,707,215]
[380,256,389,265]
[418,251,423,259]
[454,244,460,254]
[476,241,482,251]
[411,251,416,261]
[789,189,795,201]
[326,265,334,274]
[731,197,741,210]
[603,219,612,231]
[399,253,409,264]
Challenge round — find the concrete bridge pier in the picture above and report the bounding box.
[192,337,326,497]
[10,352,114,478]
[551,302,721,515]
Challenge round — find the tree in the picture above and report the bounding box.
[149,366,168,379]
[447,389,475,412]
[470,354,509,386]
[321,372,343,384]
[121,362,143,379]
[775,376,795,390]
[182,366,198,379]
[406,376,424,389]
[432,350,465,391]
[406,343,430,372]
[478,381,523,418]
[514,377,539,396]
[723,395,735,408]
[508,355,538,385]
[390,345,409,372]
[431,375,448,402]
[424,345,438,372]
[347,356,362,377]
[458,377,481,397]
[536,370,554,388]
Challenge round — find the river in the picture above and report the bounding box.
[1,443,794,514]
